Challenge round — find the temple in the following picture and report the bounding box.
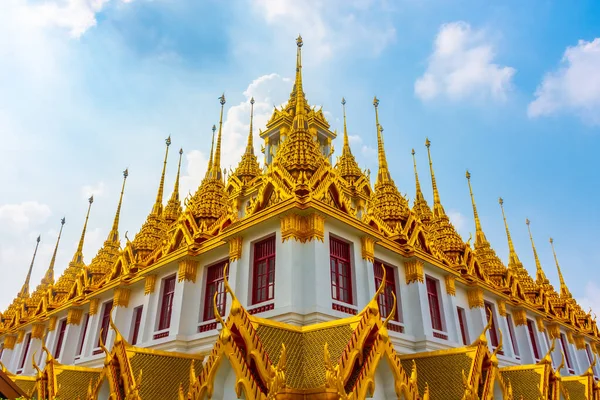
[0,36,598,400]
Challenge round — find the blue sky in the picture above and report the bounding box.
[1,0,599,313]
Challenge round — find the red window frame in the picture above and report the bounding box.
[252,236,276,305]
[77,313,90,356]
[506,313,520,356]
[18,333,32,370]
[158,275,176,331]
[131,306,143,345]
[54,319,67,359]
[527,319,540,360]
[203,261,229,321]
[373,262,399,322]
[98,301,114,347]
[484,302,500,349]
[560,333,573,371]
[426,276,443,331]
[330,237,353,305]
[457,307,468,345]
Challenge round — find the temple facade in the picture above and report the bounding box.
[0,36,599,400]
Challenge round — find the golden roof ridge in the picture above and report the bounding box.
[550,238,572,299]
[335,97,363,183]
[18,235,41,299]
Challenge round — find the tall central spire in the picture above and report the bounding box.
[466,171,485,244]
[411,149,432,226]
[42,218,66,286]
[164,148,184,226]
[19,235,41,298]
[72,196,94,266]
[152,137,170,216]
[210,95,226,180]
[335,98,362,183]
[425,138,444,216]
[206,125,216,179]
[374,97,392,185]
[498,197,520,268]
[550,238,571,298]
[109,169,128,242]
[526,219,547,284]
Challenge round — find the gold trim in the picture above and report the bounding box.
[404,259,424,284]
[467,288,484,309]
[513,308,527,326]
[114,287,131,308]
[445,275,456,296]
[535,316,545,332]
[3,335,16,350]
[67,308,83,325]
[360,236,375,262]
[547,323,560,339]
[574,334,586,350]
[48,316,57,332]
[16,330,25,344]
[497,300,506,317]
[280,212,325,243]
[31,323,45,339]
[178,259,199,283]
[228,236,243,262]
[144,274,157,295]
[89,298,100,315]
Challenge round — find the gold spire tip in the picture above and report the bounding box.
[212,124,216,133]
[219,93,226,105]
[296,35,303,47]
[166,136,171,146]
[498,197,503,206]
[61,217,66,225]
[466,170,471,180]
[89,195,94,204]
[123,168,129,178]
[36,235,41,243]
[411,148,415,156]
[526,218,530,226]
[341,97,346,105]
[250,97,255,105]
[425,137,431,147]
[373,96,379,107]
[179,148,183,155]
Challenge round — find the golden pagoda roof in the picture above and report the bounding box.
[465,171,506,283]
[411,149,433,227]
[424,139,464,263]
[164,147,184,226]
[334,98,364,185]
[18,235,41,300]
[550,238,572,299]
[233,97,262,184]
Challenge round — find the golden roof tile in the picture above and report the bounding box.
[561,378,588,399]
[499,365,546,400]
[334,98,364,184]
[10,375,36,398]
[425,139,464,263]
[55,368,101,400]
[233,97,261,184]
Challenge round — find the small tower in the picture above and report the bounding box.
[411,149,433,227]
[164,147,184,226]
[233,97,261,184]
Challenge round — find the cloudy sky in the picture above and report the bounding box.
[1,0,599,314]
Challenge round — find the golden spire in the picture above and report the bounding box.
[526,219,548,284]
[210,95,226,180]
[164,148,184,225]
[374,97,392,185]
[498,197,521,268]
[206,125,216,179]
[550,238,571,298]
[42,218,66,286]
[411,149,432,225]
[425,138,444,216]
[18,235,41,299]
[276,36,324,180]
[109,169,128,242]
[233,97,261,183]
[465,171,505,282]
[335,97,362,183]
[152,136,170,216]
[72,196,94,265]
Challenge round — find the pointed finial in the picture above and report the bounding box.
[173,148,183,199]
[412,149,425,199]
[108,169,128,242]
[526,219,546,283]
[44,218,66,286]
[549,238,571,298]
[425,138,443,213]
[245,97,255,154]
[498,197,520,268]
[72,196,94,265]
[211,95,226,179]
[465,170,483,234]
[152,137,170,216]
[373,97,391,184]
[206,125,216,179]
[19,235,41,298]
[341,97,350,150]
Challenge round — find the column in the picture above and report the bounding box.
[174,258,200,340]
[62,308,86,363]
[0,335,17,371]
[467,289,486,347]
[111,288,133,348]
[404,259,428,341]
[443,275,460,345]
[140,275,158,344]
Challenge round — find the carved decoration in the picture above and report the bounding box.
[32,323,45,339]
[536,316,545,332]
[513,309,527,326]
[48,316,57,332]
[404,259,424,285]
[547,323,560,339]
[228,237,243,262]
[16,330,25,344]
[467,288,484,309]
[280,213,325,243]
[178,259,199,283]
[67,308,83,325]
[445,275,456,296]
[360,236,375,262]
[3,335,16,350]
[566,330,574,344]
[574,335,586,350]
[89,298,100,316]
[114,288,131,308]
[144,275,157,295]
[497,300,507,317]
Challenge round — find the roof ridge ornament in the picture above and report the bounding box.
[335,97,363,183]
[411,149,433,226]
[526,219,548,285]
[43,217,66,287]
[72,196,94,266]
[19,235,41,299]
[549,238,571,299]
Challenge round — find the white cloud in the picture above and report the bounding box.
[0,201,52,232]
[415,21,516,102]
[448,210,468,240]
[528,38,600,124]
[81,182,106,199]
[248,0,396,61]
[577,281,600,318]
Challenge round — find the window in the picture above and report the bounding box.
[484,302,500,349]
[373,262,399,322]
[204,261,229,321]
[158,276,176,331]
[426,276,443,331]
[77,313,90,356]
[586,343,594,364]
[98,301,114,347]
[130,306,143,346]
[0,344,3,360]
[18,333,32,370]
[54,319,67,359]
[527,319,540,361]
[457,307,469,345]
[252,236,276,305]
[560,333,573,373]
[330,237,353,304]
[506,314,520,357]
